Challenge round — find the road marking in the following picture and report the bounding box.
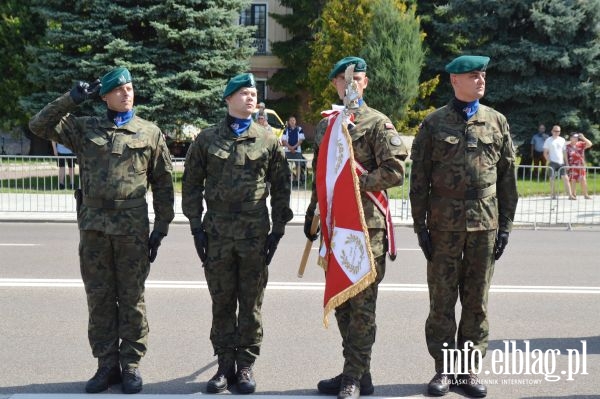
[0,243,39,246]
[0,278,599,294]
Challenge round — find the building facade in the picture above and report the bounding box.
[240,1,291,102]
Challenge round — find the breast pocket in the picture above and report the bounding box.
[126,140,150,174]
[478,132,501,166]
[431,130,461,162]
[207,142,231,175]
[245,147,269,179]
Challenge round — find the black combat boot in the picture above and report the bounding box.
[457,371,487,397]
[236,364,256,394]
[427,371,452,396]
[85,365,121,393]
[337,375,360,399]
[317,373,374,395]
[206,359,236,393]
[121,367,143,394]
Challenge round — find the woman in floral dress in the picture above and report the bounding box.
[566,133,593,199]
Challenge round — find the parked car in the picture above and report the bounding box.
[252,108,285,139]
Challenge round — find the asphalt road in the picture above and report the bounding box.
[0,222,599,398]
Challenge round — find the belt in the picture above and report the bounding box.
[207,199,267,212]
[83,197,146,210]
[431,185,496,200]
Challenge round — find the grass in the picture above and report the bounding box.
[2,167,598,198]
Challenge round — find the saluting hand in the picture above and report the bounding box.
[70,79,102,104]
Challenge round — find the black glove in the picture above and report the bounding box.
[494,231,509,260]
[192,228,208,262]
[264,232,283,266]
[148,230,165,263]
[304,214,320,241]
[417,229,432,261]
[70,79,102,104]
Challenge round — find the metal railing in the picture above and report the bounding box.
[1,155,598,228]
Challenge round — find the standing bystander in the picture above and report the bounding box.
[566,132,593,199]
[282,116,306,184]
[543,125,575,199]
[530,123,548,179]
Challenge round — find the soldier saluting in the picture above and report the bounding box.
[409,55,518,398]
[29,67,175,394]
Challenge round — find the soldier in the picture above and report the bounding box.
[409,55,518,397]
[182,73,293,394]
[304,56,408,399]
[28,67,174,394]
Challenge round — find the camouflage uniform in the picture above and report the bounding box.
[306,103,408,379]
[182,119,292,367]
[29,93,174,369]
[409,101,518,371]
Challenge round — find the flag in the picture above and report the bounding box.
[316,107,376,327]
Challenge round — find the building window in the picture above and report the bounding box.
[255,79,267,101]
[240,4,267,55]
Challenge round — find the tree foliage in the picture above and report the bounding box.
[360,0,424,124]
[307,0,371,122]
[269,0,325,96]
[306,0,431,134]
[0,0,45,131]
[422,0,600,163]
[20,0,255,133]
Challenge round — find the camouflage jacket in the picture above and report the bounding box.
[306,103,408,229]
[29,93,174,235]
[409,101,518,233]
[182,118,293,237]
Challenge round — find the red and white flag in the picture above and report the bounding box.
[316,107,376,326]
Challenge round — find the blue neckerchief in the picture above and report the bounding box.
[112,109,135,127]
[452,98,479,120]
[463,99,479,120]
[228,115,252,136]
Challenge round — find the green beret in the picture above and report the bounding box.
[99,67,132,95]
[445,55,490,74]
[328,56,367,80]
[223,73,256,99]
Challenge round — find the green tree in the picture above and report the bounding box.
[269,0,325,121]
[270,0,325,95]
[422,0,600,163]
[0,0,45,131]
[306,0,433,134]
[21,0,255,133]
[360,0,424,124]
[307,0,371,122]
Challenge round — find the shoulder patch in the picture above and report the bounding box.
[390,136,403,146]
[385,123,395,130]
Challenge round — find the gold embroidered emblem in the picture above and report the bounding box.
[339,233,365,275]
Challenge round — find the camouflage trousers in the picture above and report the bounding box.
[335,229,386,379]
[79,229,150,369]
[426,229,496,372]
[204,234,269,366]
